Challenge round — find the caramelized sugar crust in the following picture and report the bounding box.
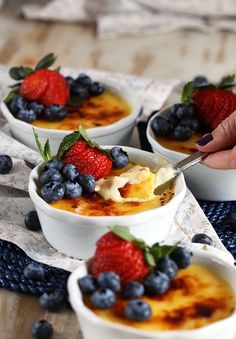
[50,163,174,216]
[85,264,235,331]
[32,91,131,130]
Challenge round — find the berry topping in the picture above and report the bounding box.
[77,174,96,194]
[24,210,41,231]
[65,76,75,87]
[78,275,97,295]
[44,104,67,121]
[151,116,172,137]
[171,104,194,120]
[170,246,192,269]
[39,168,62,185]
[39,291,66,312]
[71,84,89,100]
[62,164,79,181]
[10,95,27,114]
[192,75,209,88]
[32,320,53,339]
[180,117,199,132]
[110,147,129,168]
[97,272,121,292]
[91,288,116,309]
[23,263,45,280]
[16,108,37,123]
[0,154,13,174]
[41,182,65,203]
[64,181,82,198]
[43,159,63,172]
[173,124,194,141]
[122,281,144,300]
[191,233,213,246]
[27,101,45,118]
[124,300,152,322]
[90,82,104,96]
[155,256,178,279]
[75,73,92,87]
[143,271,170,296]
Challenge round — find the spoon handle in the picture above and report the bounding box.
[173,151,208,173]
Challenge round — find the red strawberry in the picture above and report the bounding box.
[91,231,149,284]
[20,69,69,107]
[192,88,236,130]
[62,140,112,180]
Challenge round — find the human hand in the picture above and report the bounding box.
[196,110,236,169]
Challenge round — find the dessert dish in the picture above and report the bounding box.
[29,127,186,258]
[147,76,236,201]
[68,227,236,339]
[1,53,140,152]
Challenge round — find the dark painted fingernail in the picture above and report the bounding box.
[196,133,213,146]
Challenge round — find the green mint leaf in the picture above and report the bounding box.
[4,89,18,104]
[150,242,180,261]
[35,53,57,70]
[109,226,136,242]
[44,139,52,161]
[181,82,195,104]
[33,128,47,161]
[9,66,33,80]
[144,251,156,267]
[56,131,81,159]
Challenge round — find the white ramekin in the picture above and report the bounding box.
[68,246,236,339]
[28,146,186,259]
[1,76,141,154]
[146,108,236,201]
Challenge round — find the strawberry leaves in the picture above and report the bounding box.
[56,125,110,159]
[9,66,34,80]
[35,53,57,71]
[33,128,52,162]
[217,74,236,90]
[109,225,178,268]
[181,82,195,104]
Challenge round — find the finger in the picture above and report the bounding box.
[202,147,236,169]
[196,110,236,152]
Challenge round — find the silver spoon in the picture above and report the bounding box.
[154,151,208,195]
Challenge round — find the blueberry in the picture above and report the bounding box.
[90,82,105,96]
[40,291,65,312]
[143,271,170,296]
[97,272,121,292]
[151,116,173,137]
[91,288,116,309]
[44,104,67,121]
[77,174,96,194]
[23,263,45,280]
[110,147,129,168]
[16,108,37,123]
[41,182,65,203]
[124,300,152,322]
[78,274,97,295]
[180,118,199,132]
[10,95,27,114]
[32,320,53,339]
[170,246,192,269]
[65,76,75,87]
[24,210,41,231]
[62,164,79,181]
[173,125,194,141]
[71,84,89,100]
[64,181,82,198]
[40,169,62,186]
[75,73,92,87]
[155,256,178,279]
[27,101,45,118]
[193,75,209,88]
[192,233,213,246]
[176,104,194,120]
[122,281,144,300]
[43,159,64,172]
[0,154,13,174]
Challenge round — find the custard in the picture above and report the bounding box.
[85,264,235,331]
[32,90,131,130]
[50,164,174,216]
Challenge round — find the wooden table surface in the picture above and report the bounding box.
[0,9,236,339]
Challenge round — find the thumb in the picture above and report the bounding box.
[196,110,236,152]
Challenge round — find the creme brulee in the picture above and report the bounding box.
[50,163,174,216]
[85,264,235,331]
[32,90,131,130]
